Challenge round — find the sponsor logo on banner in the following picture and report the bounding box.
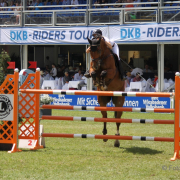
[0,95,13,120]
[49,95,170,109]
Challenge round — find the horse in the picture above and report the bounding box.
[87,36,125,147]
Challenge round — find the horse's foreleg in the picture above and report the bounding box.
[100,70,107,90]
[91,71,99,87]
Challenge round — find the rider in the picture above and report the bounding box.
[85,29,124,80]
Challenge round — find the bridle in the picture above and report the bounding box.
[90,36,112,62]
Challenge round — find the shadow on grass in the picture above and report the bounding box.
[124,146,163,155]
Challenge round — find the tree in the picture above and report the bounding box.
[0,49,11,85]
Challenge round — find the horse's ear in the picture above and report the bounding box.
[87,37,92,45]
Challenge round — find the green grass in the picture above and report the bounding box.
[0,110,179,180]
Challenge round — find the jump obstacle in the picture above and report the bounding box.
[0,68,180,161]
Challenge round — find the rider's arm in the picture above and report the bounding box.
[105,41,112,49]
[86,47,90,53]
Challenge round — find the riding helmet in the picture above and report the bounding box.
[92,29,102,36]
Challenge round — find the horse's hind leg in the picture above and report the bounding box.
[98,96,111,142]
[114,119,121,148]
[112,96,125,148]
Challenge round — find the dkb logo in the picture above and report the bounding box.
[10,30,28,41]
[0,95,13,119]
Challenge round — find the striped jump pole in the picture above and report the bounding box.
[19,89,174,98]
[42,115,174,124]
[42,133,174,142]
[41,105,174,113]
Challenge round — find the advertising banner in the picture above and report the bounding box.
[0,26,108,44]
[110,24,180,43]
[49,94,171,109]
[1,24,180,44]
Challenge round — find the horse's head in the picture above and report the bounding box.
[88,37,106,70]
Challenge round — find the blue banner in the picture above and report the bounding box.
[49,94,170,108]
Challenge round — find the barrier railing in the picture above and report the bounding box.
[19,69,180,161]
[1,68,180,161]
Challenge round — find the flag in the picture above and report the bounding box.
[28,61,37,69]
[7,62,15,69]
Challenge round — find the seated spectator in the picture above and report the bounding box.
[14,2,21,24]
[50,63,57,79]
[71,0,78,8]
[8,1,15,11]
[152,73,158,87]
[34,0,43,10]
[143,64,151,73]
[0,0,5,7]
[31,0,36,6]
[3,2,8,11]
[78,75,87,90]
[62,80,69,90]
[114,0,122,8]
[134,0,141,7]
[74,70,83,81]
[57,66,64,77]
[44,70,53,80]
[125,71,133,87]
[62,0,71,6]
[125,0,134,10]
[132,72,141,82]
[63,72,71,84]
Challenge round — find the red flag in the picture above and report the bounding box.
[7,62,15,69]
[28,61,37,69]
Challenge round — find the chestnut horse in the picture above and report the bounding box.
[87,37,125,147]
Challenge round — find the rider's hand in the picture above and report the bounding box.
[86,47,91,53]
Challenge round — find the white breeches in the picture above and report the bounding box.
[112,43,119,59]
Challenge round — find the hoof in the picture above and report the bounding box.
[84,73,91,78]
[114,140,120,147]
[103,139,108,142]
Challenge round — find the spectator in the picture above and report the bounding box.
[45,56,52,66]
[8,1,15,11]
[74,69,83,81]
[152,73,158,87]
[0,0,5,7]
[34,0,43,10]
[132,72,141,82]
[71,0,78,8]
[114,0,122,8]
[50,63,57,79]
[44,70,52,80]
[14,2,21,24]
[62,0,71,5]
[125,71,133,86]
[134,0,141,7]
[57,66,64,77]
[62,80,69,90]
[128,57,134,68]
[63,72,71,84]
[31,0,36,6]
[143,64,151,73]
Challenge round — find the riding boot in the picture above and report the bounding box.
[84,70,91,78]
[118,60,124,80]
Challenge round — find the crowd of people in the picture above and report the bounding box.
[40,63,87,90]
[0,0,163,11]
